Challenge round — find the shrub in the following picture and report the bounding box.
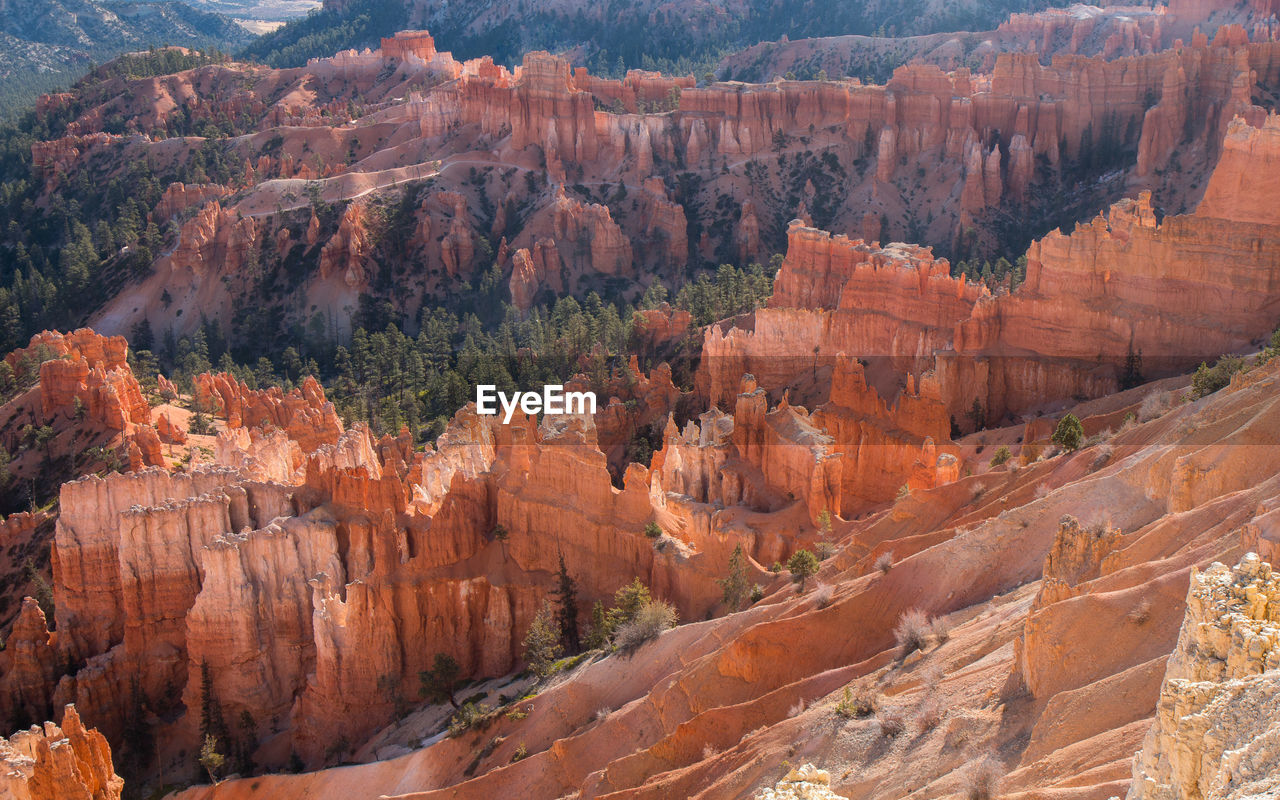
[1262,327,1280,364]
[834,686,876,718]
[877,707,905,737]
[990,445,1011,466]
[199,735,225,784]
[961,754,1004,800]
[874,552,894,574]
[1191,355,1245,398]
[643,521,662,538]
[1128,598,1153,626]
[510,742,528,762]
[446,702,493,737]
[894,608,930,658]
[750,584,765,604]
[613,600,678,654]
[815,541,836,561]
[927,616,951,644]
[787,549,820,590]
[1137,390,1172,421]
[813,584,833,608]
[1090,442,1114,471]
[1051,413,1084,452]
[914,695,942,732]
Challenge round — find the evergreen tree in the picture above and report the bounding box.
[717,543,750,611]
[522,601,563,679]
[418,653,462,709]
[787,549,820,591]
[551,552,580,652]
[1052,413,1085,452]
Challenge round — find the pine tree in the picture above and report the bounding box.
[551,552,580,652]
[787,549,820,591]
[717,543,749,611]
[419,653,462,708]
[522,601,563,679]
[1052,413,1085,452]
[199,735,225,784]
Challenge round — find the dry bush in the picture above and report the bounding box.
[919,663,944,691]
[813,583,834,609]
[927,616,951,644]
[701,743,721,760]
[614,600,677,654]
[875,551,894,574]
[1089,442,1114,471]
[595,707,612,723]
[1034,483,1051,500]
[1138,390,1173,422]
[914,694,942,732]
[1128,598,1153,626]
[894,608,930,658]
[787,699,806,718]
[877,707,905,737]
[961,754,1004,800]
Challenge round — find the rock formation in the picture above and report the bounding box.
[946,116,1280,422]
[152,183,231,223]
[318,202,371,288]
[194,372,344,452]
[0,705,123,800]
[756,764,848,800]
[166,201,258,281]
[6,330,150,431]
[1127,554,1280,800]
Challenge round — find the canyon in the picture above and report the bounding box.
[3,1,1280,799]
[17,14,1273,347]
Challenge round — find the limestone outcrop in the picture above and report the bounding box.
[1127,554,1280,800]
[755,764,848,800]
